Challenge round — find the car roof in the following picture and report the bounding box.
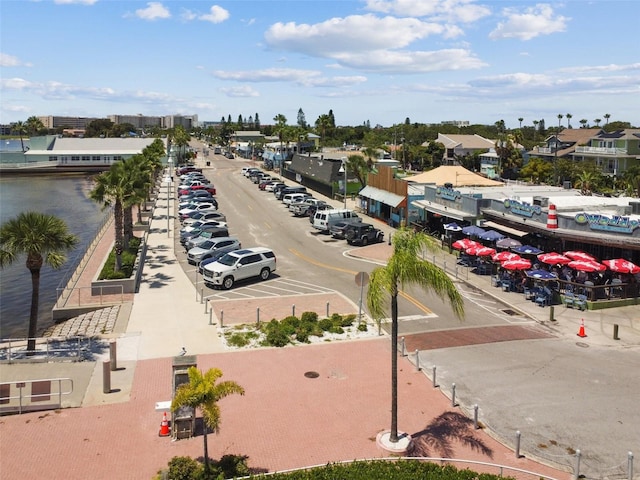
[227,247,272,257]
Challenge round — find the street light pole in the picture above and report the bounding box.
[340,157,347,209]
[167,157,173,237]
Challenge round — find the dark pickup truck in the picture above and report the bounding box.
[345,223,384,246]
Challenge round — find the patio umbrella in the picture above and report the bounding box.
[512,245,543,255]
[568,260,606,272]
[452,238,481,250]
[444,222,463,232]
[478,230,505,242]
[466,245,496,257]
[501,258,532,270]
[537,252,571,265]
[462,225,486,237]
[492,251,521,262]
[525,269,558,280]
[495,237,522,249]
[601,259,640,274]
[564,250,597,262]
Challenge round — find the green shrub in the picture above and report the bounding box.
[225,331,258,348]
[340,314,357,327]
[329,325,344,335]
[318,318,333,331]
[280,315,300,335]
[98,236,142,280]
[295,329,310,343]
[357,323,368,332]
[164,456,202,480]
[300,311,318,323]
[264,319,290,347]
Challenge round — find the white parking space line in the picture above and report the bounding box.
[202,278,339,302]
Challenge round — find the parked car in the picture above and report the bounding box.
[187,237,241,265]
[306,202,333,220]
[188,184,216,195]
[312,209,359,233]
[291,198,327,217]
[265,182,285,193]
[283,192,311,206]
[225,152,235,159]
[272,183,288,196]
[330,218,363,239]
[198,245,243,274]
[178,197,217,209]
[242,167,261,177]
[180,224,228,245]
[276,186,307,200]
[180,219,227,234]
[181,211,226,226]
[179,202,218,221]
[202,247,276,289]
[176,165,202,176]
[179,190,213,202]
[345,223,384,246]
[184,227,231,250]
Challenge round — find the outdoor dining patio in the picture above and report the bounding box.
[451,227,640,308]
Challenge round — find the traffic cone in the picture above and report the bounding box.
[159,412,170,437]
[547,204,558,229]
[577,319,587,338]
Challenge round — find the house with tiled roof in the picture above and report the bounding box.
[529,128,602,160]
[570,129,640,176]
[424,134,496,165]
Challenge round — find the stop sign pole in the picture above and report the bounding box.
[355,272,369,322]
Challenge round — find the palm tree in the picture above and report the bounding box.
[579,119,588,129]
[24,116,45,136]
[574,170,599,195]
[566,113,572,129]
[532,120,539,141]
[604,113,611,126]
[13,121,27,152]
[518,117,523,129]
[273,114,287,166]
[172,367,244,475]
[315,114,332,152]
[367,229,464,444]
[594,118,602,127]
[622,165,640,197]
[0,212,78,352]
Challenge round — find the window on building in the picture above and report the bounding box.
[71,156,80,161]
[92,156,101,162]
[82,156,90,162]
[48,156,58,162]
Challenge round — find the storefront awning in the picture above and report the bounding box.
[359,185,405,208]
[412,200,476,222]
[482,221,530,238]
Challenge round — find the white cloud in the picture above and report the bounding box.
[219,86,260,98]
[365,0,491,23]
[558,63,640,74]
[489,4,569,41]
[265,14,457,56]
[54,0,98,4]
[0,53,32,68]
[199,5,229,24]
[212,68,367,88]
[134,2,171,21]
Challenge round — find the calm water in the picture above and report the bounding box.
[0,175,104,338]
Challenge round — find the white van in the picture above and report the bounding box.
[312,209,359,233]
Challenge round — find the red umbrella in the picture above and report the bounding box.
[453,239,480,251]
[538,252,571,265]
[501,258,532,270]
[568,260,606,272]
[564,251,597,262]
[602,259,640,274]
[492,251,521,262]
[466,245,496,257]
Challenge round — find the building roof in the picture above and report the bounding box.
[25,136,164,155]
[433,133,496,150]
[403,166,504,187]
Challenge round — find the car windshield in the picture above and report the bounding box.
[200,240,215,249]
[216,253,238,267]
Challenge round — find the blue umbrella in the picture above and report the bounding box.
[444,222,463,231]
[478,230,506,242]
[512,244,543,255]
[525,269,558,280]
[496,237,522,249]
[462,225,486,236]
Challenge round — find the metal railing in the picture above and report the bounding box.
[0,377,74,415]
[0,335,97,363]
[56,284,125,308]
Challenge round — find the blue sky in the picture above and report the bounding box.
[1,0,639,129]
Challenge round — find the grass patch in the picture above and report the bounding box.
[98,237,141,280]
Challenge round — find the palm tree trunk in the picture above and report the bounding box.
[390,284,399,443]
[114,200,124,272]
[123,205,133,248]
[27,267,40,353]
[203,425,210,473]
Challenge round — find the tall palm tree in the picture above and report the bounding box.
[518,117,523,129]
[622,165,640,197]
[273,114,287,165]
[315,114,332,152]
[594,118,602,127]
[532,120,539,141]
[574,170,599,195]
[25,116,45,136]
[367,229,464,444]
[579,119,588,129]
[566,113,572,129]
[172,367,244,475]
[604,113,611,126]
[13,121,27,152]
[0,212,78,352]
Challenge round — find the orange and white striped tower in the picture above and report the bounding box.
[547,204,558,229]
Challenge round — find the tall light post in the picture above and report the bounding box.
[166,157,173,237]
[339,156,347,209]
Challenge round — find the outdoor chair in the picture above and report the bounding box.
[501,279,512,292]
[535,287,551,307]
[573,294,587,311]
[524,285,536,300]
[563,291,575,308]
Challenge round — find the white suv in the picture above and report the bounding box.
[202,247,276,289]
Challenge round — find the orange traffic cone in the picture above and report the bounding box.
[577,319,587,338]
[159,412,170,437]
[547,204,558,229]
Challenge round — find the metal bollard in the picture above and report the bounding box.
[515,431,521,458]
[451,383,456,407]
[102,360,111,394]
[326,302,329,317]
[200,288,204,304]
[573,449,581,480]
[628,451,633,480]
[549,305,555,321]
[204,299,208,313]
[256,307,260,326]
[473,404,479,429]
[292,304,295,317]
[432,365,437,388]
[400,337,406,356]
[109,340,117,371]
[208,310,213,325]
[220,310,224,328]
[414,349,420,371]
[614,324,620,340]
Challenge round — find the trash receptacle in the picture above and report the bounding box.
[206,161,210,166]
